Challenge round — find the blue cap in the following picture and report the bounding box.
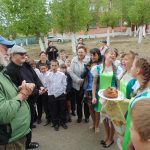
[0,35,15,48]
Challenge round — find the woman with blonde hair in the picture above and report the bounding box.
[92,48,118,148]
[122,57,150,150]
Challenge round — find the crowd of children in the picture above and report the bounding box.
[29,39,150,149]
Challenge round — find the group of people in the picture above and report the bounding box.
[0,35,150,150]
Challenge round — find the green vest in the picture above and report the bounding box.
[94,69,117,112]
[120,78,136,99]
[122,88,150,150]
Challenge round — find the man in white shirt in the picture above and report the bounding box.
[46,60,67,131]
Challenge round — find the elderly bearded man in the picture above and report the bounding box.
[0,36,35,150]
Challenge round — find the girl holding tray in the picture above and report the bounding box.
[91,48,118,148]
[122,57,150,150]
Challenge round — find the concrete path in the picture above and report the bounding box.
[32,116,118,150]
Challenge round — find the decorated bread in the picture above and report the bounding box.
[103,87,118,98]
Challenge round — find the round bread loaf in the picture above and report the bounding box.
[103,87,118,98]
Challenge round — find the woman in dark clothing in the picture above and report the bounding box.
[36,51,50,69]
[46,41,58,61]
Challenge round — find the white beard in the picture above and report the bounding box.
[0,54,9,66]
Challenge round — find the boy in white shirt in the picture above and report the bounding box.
[37,63,51,126]
[46,60,67,131]
[57,49,67,65]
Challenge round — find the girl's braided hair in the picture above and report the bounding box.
[135,57,150,94]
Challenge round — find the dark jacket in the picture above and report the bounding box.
[6,62,22,87]
[81,66,93,91]
[65,72,72,93]
[6,61,43,103]
[46,46,58,61]
[36,60,50,69]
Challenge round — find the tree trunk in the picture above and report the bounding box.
[143,24,146,37]
[44,36,48,49]
[126,27,132,36]
[61,33,64,42]
[134,26,137,37]
[112,28,115,37]
[25,38,28,45]
[71,33,76,54]
[39,37,45,51]
[129,27,132,36]
[107,27,110,46]
[138,26,143,44]
[120,18,123,33]
[109,0,112,10]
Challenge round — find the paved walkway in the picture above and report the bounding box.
[32,116,118,150]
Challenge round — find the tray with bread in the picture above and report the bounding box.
[98,87,124,101]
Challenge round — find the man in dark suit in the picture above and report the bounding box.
[6,45,46,149]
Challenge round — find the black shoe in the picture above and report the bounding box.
[68,117,72,122]
[32,124,36,128]
[26,142,39,149]
[84,118,89,123]
[61,123,68,129]
[100,140,106,145]
[103,140,114,148]
[71,112,76,116]
[54,125,59,131]
[37,119,42,124]
[43,120,50,126]
[77,118,82,123]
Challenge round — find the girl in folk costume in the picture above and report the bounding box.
[116,51,138,150]
[91,48,118,148]
[122,57,150,150]
[84,48,102,133]
[119,51,139,99]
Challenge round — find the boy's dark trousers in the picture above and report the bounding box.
[48,94,67,126]
[37,92,51,121]
[36,96,43,121]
